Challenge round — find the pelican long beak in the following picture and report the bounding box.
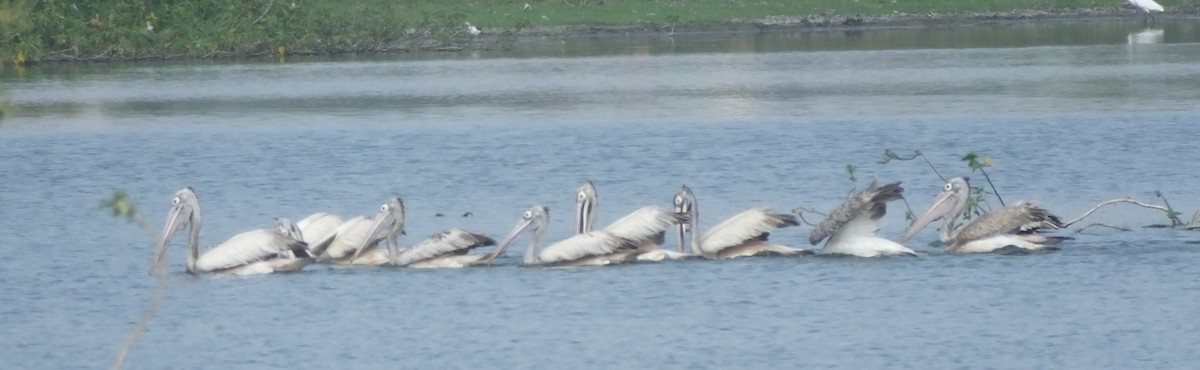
[575,193,593,235]
[350,208,399,262]
[150,204,187,274]
[899,189,958,243]
[484,217,536,263]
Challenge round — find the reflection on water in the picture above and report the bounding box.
[1127,27,1165,44]
[2,19,1200,370]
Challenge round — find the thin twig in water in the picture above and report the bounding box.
[1154,191,1184,226]
[878,149,947,182]
[977,167,1005,207]
[791,206,827,227]
[112,266,168,370]
[1074,223,1132,233]
[1062,198,1174,228]
[1186,210,1200,229]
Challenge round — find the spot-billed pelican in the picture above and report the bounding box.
[899,177,1066,253]
[295,212,344,255]
[674,185,810,259]
[487,206,639,266]
[574,181,693,261]
[346,197,497,268]
[1127,0,1164,24]
[150,187,312,275]
[808,180,918,257]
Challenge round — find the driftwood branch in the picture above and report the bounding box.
[252,0,276,25]
[791,206,827,227]
[878,149,946,182]
[1074,223,1132,233]
[1063,198,1175,228]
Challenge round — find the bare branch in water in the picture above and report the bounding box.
[103,189,165,370]
[1063,198,1177,228]
[1153,191,1184,227]
[791,206,827,227]
[878,149,946,182]
[1074,223,1132,233]
[1187,210,1200,230]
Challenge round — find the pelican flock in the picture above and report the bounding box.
[146,174,1072,275]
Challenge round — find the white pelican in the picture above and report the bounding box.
[674,185,810,260]
[345,197,497,268]
[295,212,344,252]
[573,181,693,261]
[1127,0,1164,23]
[150,187,312,275]
[808,180,918,257]
[899,177,1067,253]
[487,206,639,267]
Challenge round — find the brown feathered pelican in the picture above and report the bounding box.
[573,181,692,261]
[809,180,918,257]
[487,206,640,266]
[899,177,1066,253]
[294,212,344,255]
[150,187,312,275]
[313,197,497,267]
[674,185,810,259]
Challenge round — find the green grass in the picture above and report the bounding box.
[0,0,1193,65]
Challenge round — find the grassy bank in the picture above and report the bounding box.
[0,0,1195,65]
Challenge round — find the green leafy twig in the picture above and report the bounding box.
[101,189,165,370]
[961,152,1004,207]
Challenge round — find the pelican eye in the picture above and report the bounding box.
[523,211,532,219]
[577,192,587,201]
[381,204,389,212]
[171,197,180,205]
[944,183,953,191]
[674,196,683,205]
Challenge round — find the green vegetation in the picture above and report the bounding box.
[3,0,1193,65]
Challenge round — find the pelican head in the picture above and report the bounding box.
[152,187,203,274]
[351,197,407,263]
[487,206,550,264]
[575,181,598,235]
[674,185,699,253]
[899,177,971,243]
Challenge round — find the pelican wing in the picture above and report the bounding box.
[603,206,688,247]
[538,232,635,264]
[297,212,345,245]
[316,216,376,260]
[954,200,1063,244]
[809,180,903,245]
[393,229,496,266]
[195,229,306,272]
[700,207,799,255]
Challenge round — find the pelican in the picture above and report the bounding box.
[808,180,918,257]
[344,197,497,268]
[465,22,481,37]
[295,212,344,255]
[899,177,1066,253]
[573,181,692,261]
[487,206,639,266]
[1127,0,1164,24]
[674,185,810,259]
[150,187,312,275]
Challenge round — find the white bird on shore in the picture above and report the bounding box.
[1127,0,1165,24]
[466,22,481,37]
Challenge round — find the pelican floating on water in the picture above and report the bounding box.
[150,187,312,275]
[674,185,809,259]
[808,180,918,257]
[488,206,639,266]
[573,181,692,261]
[295,212,345,255]
[899,177,1066,253]
[348,197,497,268]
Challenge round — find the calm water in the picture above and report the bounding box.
[3,20,1200,369]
